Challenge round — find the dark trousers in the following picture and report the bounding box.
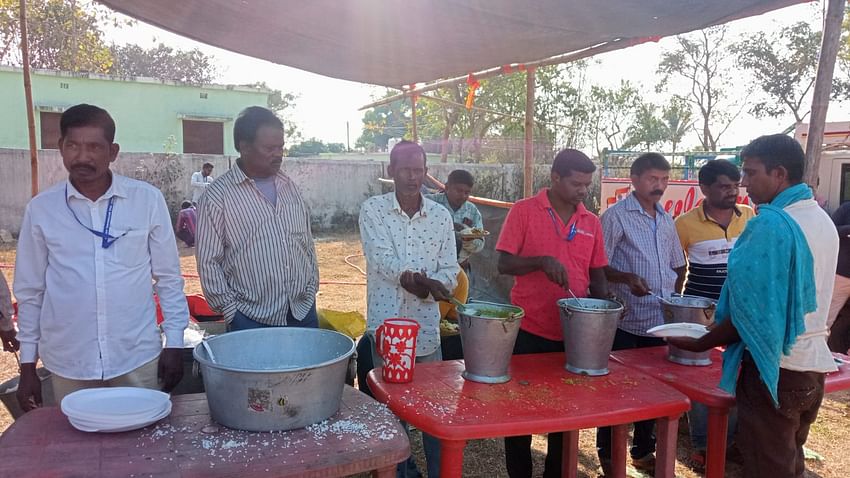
[737,353,825,478]
[176,229,195,247]
[504,329,565,478]
[226,305,319,331]
[596,329,666,461]
[356,335,376,398]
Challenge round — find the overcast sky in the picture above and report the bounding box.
[101,2,850,151]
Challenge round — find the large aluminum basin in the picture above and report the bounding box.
[193,328,355,431]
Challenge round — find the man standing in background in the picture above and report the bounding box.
[191,162,214,203]
[827,200,850,353]
[196,106,319,331]
[598,152,686,475]
[426,169,485,269]
[427,169,483,324]
[674,159,753,466]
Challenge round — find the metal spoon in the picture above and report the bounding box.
[447,296,465,309]
[567,289,589,309]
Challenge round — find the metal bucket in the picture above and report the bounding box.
[458,301,524,383]
[193,328,355,431]
[660,295,716,366]
[0,367,54,419]
[558,298,623,376]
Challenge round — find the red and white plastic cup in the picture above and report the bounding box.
[375,318,420,383]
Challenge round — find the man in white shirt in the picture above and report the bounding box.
[15,104,188,411]
[191,162,214,203]
[357,140,459,478]
[670,134,838,477]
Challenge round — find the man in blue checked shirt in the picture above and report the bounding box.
[596,152,687,476]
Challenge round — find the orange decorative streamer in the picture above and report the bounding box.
[465,73,480,109]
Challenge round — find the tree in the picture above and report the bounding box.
[624,102,666,151]
[109,43,219,84]
[415,66,563,164]
[657,26,745,151]
[244,81,300,142]
[537,61,591,150]
[416,83,466,162]
[660,96,694,154]
[734,22,820,123]
[0,0,116,72]
[356,90,409,151]
[327,142,346,153]
[288,137,328,157]
[585,81,643,157]
[833,6,850,99]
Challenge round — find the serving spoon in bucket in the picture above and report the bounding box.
[649,290,668,303]
[567,289,589,309]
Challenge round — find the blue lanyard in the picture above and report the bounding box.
[546,208,577,241]
[65,184,128,249]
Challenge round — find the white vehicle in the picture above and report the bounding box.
[600,124,850,217]
[796,122,850,214]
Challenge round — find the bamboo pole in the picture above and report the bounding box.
[523,67,535,198]
[417,93,574,128]
[19,0,39,197]
[410,94,418,142]
[359,36,659,111]
[804,0,846,190]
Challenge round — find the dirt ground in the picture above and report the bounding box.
[1,235,850,477]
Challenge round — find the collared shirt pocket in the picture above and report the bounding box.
[565,226,594,267]
[107,229,150,268]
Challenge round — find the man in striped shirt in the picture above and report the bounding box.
[196,106,319,331]
[676,160,754,300]
[597,152,687,475]
[674,159,752,466]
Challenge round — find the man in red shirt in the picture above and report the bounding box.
[496,148,609,478]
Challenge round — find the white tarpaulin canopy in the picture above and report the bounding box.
[96,0,806,87]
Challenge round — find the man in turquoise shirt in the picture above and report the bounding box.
[427,169,484,269]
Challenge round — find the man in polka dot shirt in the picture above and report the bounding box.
[358,140,460,478]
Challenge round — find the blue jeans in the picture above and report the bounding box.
[688,402,738,450]
[227,304,319,331]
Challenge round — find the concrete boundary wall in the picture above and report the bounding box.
[0,149,549,235]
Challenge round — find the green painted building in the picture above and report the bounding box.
[0,66,270,154]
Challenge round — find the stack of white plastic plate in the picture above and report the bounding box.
[647,323,710,339]
[61,387,172,433]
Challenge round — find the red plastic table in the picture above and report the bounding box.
[0,386,409,478]
[610,346,850,478]
[367,352,690,478]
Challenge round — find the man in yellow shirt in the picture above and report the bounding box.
[675,159,754,467]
